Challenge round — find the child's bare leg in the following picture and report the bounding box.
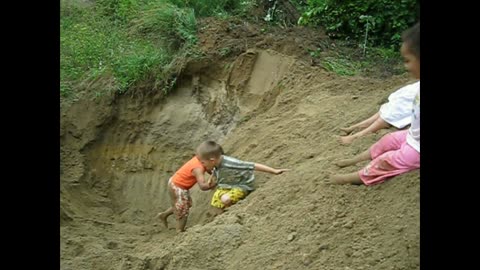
[209,194,232,217]
[340,118,390,144]
[340,113,380,134]
[176,216,188,233]
[156,207,174,228]
[335,149,371,168]
[220,194,233,207]
[330,172,363,185]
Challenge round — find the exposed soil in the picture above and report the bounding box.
[60,17,419,270]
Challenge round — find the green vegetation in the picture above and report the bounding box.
[60,0,255,98]
[61,0,414,96]
[322,46,403,77]
[299,0,419,49]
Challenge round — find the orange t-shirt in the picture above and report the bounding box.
[171,156,206,189]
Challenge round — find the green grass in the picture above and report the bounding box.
[130,2,197,49]
[61,0,253,98]
[322,56,360,76]
[60,0,258,98]
[61,1,182,97]
[168,0,255,17]
[319,44,403,77]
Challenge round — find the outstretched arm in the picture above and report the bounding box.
[341,112,381,134]
[340,117,390,144]
[254,163,290,175]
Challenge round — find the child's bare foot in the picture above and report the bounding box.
[329,173,363,185]
[340,127,354,135]
[329,174,350,184]
[156,212,169,228]
[339,135,355,145]
[335,158,355,168]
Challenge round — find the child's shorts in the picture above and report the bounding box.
[210,188,248,209]
[168,178,192,219]
[359,130,420,185]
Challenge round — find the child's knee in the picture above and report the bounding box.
[378,159,395,171]
[220,194,232,206]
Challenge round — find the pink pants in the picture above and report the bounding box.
[359,130,420,185]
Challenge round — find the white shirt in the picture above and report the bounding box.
[406,87,420,152]
[379,81,419,128]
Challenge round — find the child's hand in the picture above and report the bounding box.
[207,168,217,186]
[207,174,216,185]
[273,169,290,175]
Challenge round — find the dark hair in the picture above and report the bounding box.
[196,141,224,159]
[402,22,420,60]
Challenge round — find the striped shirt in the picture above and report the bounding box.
[214,155,256,191]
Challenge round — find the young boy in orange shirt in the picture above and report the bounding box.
[156,142,219,232]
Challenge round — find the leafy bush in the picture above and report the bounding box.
[299,0,420,48]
